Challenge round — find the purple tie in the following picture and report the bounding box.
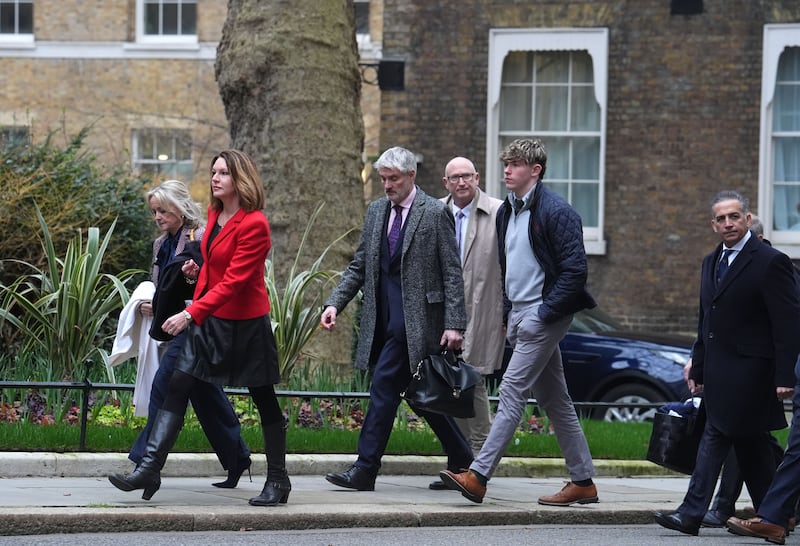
[388,205,403,255]
[455,211,465,257]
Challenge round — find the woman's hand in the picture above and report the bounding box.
[162,310,192,337]
[138,301,153,317]
[182,259,200,280]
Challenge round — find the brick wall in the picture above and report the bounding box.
[380,0,800,333]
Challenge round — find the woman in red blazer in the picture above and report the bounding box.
[109,150,288,507]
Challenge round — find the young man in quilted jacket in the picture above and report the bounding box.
[440,138,599,506]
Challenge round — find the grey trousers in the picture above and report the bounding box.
[454,378,492,455]
[471,306,595,482]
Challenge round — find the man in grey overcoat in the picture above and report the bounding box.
[320,146,473,491]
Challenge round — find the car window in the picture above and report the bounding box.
[570,307,624,334]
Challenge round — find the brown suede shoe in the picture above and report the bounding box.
[438,469,486,504]
[538,481,599,506]
[727,516,786,545]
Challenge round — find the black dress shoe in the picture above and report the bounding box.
[701,510,731,528]
[325,464,376,491]
[654,511,701,536]
[429,480,449,490]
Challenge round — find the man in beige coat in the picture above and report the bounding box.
[429,156,505,489]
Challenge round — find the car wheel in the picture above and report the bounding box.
[593,384,665,423]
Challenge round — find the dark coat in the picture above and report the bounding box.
[325,187,467,372]
[149,241,203,342]
[690,234,800,436]
[496,182,596,324]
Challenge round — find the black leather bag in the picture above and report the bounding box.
[401,349,482,418]
[646,401,706,475]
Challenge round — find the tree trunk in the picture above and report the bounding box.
[216,0,365,274]
[216,0,365,368]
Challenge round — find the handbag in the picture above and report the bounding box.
[646,400,706,475]
[401,348,482,418]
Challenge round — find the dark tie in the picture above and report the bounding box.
[455,211,465,257]
[388,205,403,256]
[716,249,733,284]
[514,198,525,214]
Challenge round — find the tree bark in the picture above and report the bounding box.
[216,0,365,276]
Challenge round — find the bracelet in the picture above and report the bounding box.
[184,276,197,285]
[182,310,193,324]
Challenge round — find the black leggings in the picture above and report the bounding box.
[162,370,283,426]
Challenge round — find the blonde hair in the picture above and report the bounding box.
[209,149,265,212]
[500,138,548,180]
[146,179,203,229]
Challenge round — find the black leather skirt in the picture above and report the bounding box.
[176,314,281,387]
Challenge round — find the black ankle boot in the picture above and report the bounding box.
[109,409,183,500]
[212,456,252,488]
[249,418,291,506]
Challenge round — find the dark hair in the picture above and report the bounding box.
[710,190,748,217]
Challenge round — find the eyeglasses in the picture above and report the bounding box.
[446,173,476,183]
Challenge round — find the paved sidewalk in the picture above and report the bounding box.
[0,453,747,536]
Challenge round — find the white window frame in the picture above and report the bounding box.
[486,28,608,255]
[0,0,33,46]
[135,0,198,46]
[132,128,193,179]
[758,24,800,258]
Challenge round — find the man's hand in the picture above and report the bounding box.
[440,329,463,350]
[777,386,794,401]
[320,306,337,332]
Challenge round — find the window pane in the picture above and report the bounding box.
[544,137,569,179]
[502,52,532,83]
[774,84,800,132]
[354,2,370,35]
[572,52,594,83]
[572,137,600,180]
[181,3,197,35]
[548,181,569,201]
[775,137,800,182]
[777,47,800,81]
[140,133,154,159]
[572,183,599,227]
[18,1,31,33]
[536,52,569,83]
[162,3,178,35]
[144,3,159,34]
[0,3,14,33]
[535,86,568,131]
[773,184,800,230]
[499,87,531,131]
[571,86,601,131]
[0,126,29,148]
[175,133,192,160]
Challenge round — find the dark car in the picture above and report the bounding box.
[492,307,693,423]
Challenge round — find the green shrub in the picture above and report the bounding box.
[0,127,153,306]
[0,207,143,382]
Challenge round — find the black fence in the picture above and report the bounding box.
[0,379,686,451]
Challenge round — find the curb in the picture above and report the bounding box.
[0,452,681,478]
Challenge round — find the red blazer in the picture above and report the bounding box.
[186,206,271,325]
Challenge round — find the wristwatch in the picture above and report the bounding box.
[182,310,193,324]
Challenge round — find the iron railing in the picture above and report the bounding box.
[0,378,686,451]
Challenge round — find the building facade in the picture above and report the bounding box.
[378,0,800,332]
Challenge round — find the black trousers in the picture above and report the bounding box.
[355,334,473,474]
[678,419,778,521]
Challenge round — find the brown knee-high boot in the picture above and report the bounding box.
[108,409,183,500]
[248,418,291,506]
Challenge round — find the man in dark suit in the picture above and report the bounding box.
[319,146,473,491]
[655,190,800,537]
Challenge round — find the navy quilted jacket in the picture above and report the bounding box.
[496,182,596,324]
